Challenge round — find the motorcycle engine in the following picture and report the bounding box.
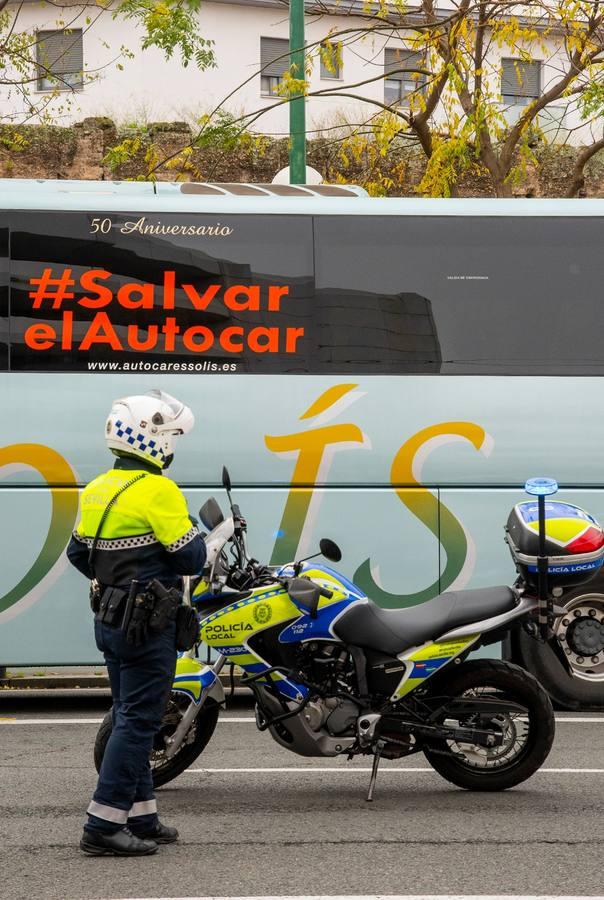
[295,641,360,736]
[303,697,359,735]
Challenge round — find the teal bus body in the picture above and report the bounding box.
[1,179,603,708]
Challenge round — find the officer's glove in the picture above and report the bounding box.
[126,604,149,647]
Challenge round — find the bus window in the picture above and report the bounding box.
[314,215,604,375]
[8,212,313,374]
[0,227,8,371]
[313,216,441,374]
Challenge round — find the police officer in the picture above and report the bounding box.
[67,389,206,856]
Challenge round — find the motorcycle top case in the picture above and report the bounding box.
[506,500,604,589]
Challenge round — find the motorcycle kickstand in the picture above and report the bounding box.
[366,739,385,803]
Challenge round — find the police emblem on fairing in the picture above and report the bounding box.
[253,603,272,625]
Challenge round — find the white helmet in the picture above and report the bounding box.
[105,389,194,469]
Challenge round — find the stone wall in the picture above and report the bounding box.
[1,117,604,197]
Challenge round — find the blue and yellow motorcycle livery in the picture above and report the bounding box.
[95,472,604,798]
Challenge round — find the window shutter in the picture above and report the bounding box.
[384,48,423,81]
[37,30,83,77]
[261,37,290,78]
[501,58,541,98]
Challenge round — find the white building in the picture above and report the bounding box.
[1,0,599,145]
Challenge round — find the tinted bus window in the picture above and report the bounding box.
[7,210,445,375]
[0,227,8,370]
[8,212,314,374]
[315,215,604,375]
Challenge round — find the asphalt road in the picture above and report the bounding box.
[0,693,602,900]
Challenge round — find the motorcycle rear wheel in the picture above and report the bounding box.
[94,694,219,788]
[422,659,555,791]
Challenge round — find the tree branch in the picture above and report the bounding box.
[565,136,604,197]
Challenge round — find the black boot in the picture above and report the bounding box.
[130,821,179,844]
[80,826,158,856]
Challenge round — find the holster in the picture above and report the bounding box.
[175,605,200,652]
[147,579,181,633]
[146,579,198,649]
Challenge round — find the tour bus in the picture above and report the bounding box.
[0,178,603,710]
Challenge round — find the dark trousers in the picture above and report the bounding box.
[85,619,177,834]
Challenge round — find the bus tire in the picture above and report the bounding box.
[509,583,604,711]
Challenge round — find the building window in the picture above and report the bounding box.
[501,58,541,105]
[260,37,289,96]
[36,29,83,91]
[320,41,342,79]
[384,48,425,106]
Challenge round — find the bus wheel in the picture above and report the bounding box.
[511,585,604,711]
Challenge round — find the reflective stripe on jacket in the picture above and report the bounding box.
[66,457,206,587]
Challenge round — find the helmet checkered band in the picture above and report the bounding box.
[114,420,165,462]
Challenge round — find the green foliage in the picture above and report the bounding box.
[319,40,343,77]
[579,81,604,120]
[337,119,410,196]
[419,136,476,197]
[103,132,146,172]
[276,71,309,99]
[0,130,30,153]
[102,112,268,181]
[115,0,215,68]
[193,111,267,153]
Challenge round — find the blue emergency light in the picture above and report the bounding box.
[525,477,559,497]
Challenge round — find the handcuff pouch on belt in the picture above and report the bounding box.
[98,585,130,626]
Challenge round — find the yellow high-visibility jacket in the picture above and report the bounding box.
[67,457,205,588]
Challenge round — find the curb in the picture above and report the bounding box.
[0,671,245,691]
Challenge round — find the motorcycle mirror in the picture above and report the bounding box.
[222,466,232,492]
[319,538,342,563]
[199,497,224,531]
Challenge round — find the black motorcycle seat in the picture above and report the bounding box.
[333,586,517,655]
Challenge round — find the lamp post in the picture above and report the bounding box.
[289,0,306,184]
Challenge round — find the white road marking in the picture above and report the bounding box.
[219,717,255,723]
[184,766,604,774]
[114,894,604,900]
[0,717,104,724]
[556,717,604,723]
[0,716,254,725]
[1,715,602,725]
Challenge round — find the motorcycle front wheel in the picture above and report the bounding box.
[422,659,555,791]
[94,692,219,788]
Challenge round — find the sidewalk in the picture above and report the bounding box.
[0,664,244,691]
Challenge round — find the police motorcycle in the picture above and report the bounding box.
[95,471,604,799]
